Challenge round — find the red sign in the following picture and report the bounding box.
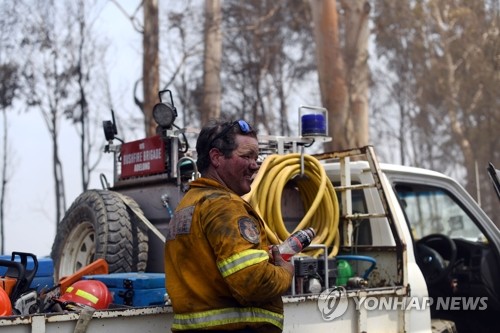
[120,135,166,179]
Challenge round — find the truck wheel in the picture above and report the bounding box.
[51,190,149,280]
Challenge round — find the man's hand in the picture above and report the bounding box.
[271,245,294,276]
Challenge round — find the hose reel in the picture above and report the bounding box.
[244,153,340,257]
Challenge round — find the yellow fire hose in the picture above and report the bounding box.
[243,153,340,257]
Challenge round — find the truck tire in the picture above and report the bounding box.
[51,190,149,280]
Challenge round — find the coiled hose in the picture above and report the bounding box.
[243,153,340,257]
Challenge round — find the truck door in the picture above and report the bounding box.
[390,177,500,333]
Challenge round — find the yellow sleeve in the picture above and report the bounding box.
[203,195,293,303]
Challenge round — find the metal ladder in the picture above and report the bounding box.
[314,145,401,247]
[313,146,405,292]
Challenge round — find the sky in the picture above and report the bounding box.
[3,1,142,257]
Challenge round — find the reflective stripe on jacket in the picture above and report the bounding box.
[172,306,283,330]
[217,249,269,277]
[164,178,292,332]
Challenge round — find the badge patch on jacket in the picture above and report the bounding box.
[166,205,194,240]
[238,217,260,244]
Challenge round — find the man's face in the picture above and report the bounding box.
[217,134,259,196]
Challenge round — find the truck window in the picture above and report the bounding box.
[331,184,373,246]
[394,184,486,243]
[348,189,372,245]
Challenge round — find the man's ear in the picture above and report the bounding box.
[209,147,222,167]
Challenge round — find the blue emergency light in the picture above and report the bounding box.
[299,106,328,138]
[301,114,326,137]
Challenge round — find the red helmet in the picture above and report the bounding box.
[0,287,12,316]
[57,280,112,310]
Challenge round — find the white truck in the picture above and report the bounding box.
[1,92,498,332]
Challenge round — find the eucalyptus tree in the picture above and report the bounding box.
[373,0,500,221]
[221,0,317,135]
[0,1,22,253]
[20,0,108,224]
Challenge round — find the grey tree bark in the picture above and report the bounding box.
[309,0,349,151]
[201,0,222,126]
[342,0,371,148]
[143,0,160,137]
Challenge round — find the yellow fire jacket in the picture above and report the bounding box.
[164,178,293,332]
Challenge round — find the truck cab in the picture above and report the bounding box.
[384,164,500,332]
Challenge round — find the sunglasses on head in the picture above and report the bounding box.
[209,120,251,148]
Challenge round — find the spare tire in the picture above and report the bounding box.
[51,190,149,280]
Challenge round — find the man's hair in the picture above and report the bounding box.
[196,119,258,173]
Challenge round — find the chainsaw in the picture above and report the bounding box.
[1,254,110,315]
[0,252,40,315]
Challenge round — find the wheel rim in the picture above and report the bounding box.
[58,221,96,278]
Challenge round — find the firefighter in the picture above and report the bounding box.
[164,119,294,332]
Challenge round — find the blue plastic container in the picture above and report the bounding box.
[0,255,54,292]
[83,272,166,307]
